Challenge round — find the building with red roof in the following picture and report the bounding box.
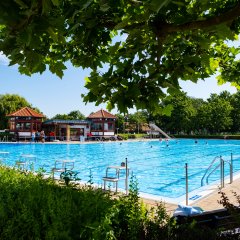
[7,107,45,140]
[87,109,117,139]
[6,107,116,141]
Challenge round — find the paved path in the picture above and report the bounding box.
[142,177,240,215]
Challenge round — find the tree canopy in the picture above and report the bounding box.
[147,91,236,135]
[1,0,240,113]
[0,94,38,129]
[52,110,85,120]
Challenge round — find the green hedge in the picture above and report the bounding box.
[174,134,240,139]
[118,134,146,140]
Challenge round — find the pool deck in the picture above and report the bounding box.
[141,176,240,215]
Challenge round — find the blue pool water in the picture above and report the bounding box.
[0,139,240,199]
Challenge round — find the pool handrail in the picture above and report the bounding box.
[202,156,233,188]
[201,156,220,186]
[206,163,221,185]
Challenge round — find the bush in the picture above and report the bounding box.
[118,134,128,140]
[0,166,113,239]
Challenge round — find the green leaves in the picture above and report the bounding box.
[215,24,236,41]
[1,0,240,114]
[14,0,28,9]
[49,61,67,78]
[148,0,172,13]
[209,58,220,71]
[162,104,174,116]
[42,0,53,14]
[51,0,59,7]
[100,3,110,12]
[47,27,59,42]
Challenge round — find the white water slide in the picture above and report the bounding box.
[149,123,171,139]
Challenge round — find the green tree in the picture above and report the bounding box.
[115,114,124,134]
[0,1,240,113]
[160,93,197,134]
[51,114,69,120]
[68,110,85,120]
[133,111,148,133]
[206,94,233,133]
[0,94,36,129]
[194,102,211,134]
[123,111,148,133]
[190,97,205,134]
[229,91,240,132]
[52,110,85,120]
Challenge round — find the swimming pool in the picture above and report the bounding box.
[0,139,240,199]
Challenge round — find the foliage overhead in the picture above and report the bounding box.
[1,0,240,113]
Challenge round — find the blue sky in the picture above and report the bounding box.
[0,52,237,118]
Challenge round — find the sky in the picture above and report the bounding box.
[0,52,238,118]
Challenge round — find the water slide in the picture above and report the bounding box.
[149,123,171,139]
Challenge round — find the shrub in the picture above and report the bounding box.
[0,166,113,239]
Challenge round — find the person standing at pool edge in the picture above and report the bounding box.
[40,130,45,143]
[35,131,40,142]
[31,131,35,142]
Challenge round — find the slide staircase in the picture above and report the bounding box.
[149,123,171,139]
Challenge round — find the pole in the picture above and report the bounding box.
[125,157,128,195]
[230,152,233,184]
[222,157,225,188]
[220,156,224,188]
[185,163,188,206]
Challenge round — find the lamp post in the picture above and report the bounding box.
[116,128,119,135]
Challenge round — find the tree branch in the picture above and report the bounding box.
[156,2,240,36]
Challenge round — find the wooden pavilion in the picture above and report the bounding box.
[7,107,45,139]
[87,109,117,138]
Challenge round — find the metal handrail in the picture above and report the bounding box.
[201,156,220,186]
[221,157,233,186]
[206,163,221,184]
[203,156,233,188]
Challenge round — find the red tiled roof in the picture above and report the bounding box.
[6,107,45,118]
[87,109,116,119]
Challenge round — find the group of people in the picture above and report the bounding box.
[31,130,45,143]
